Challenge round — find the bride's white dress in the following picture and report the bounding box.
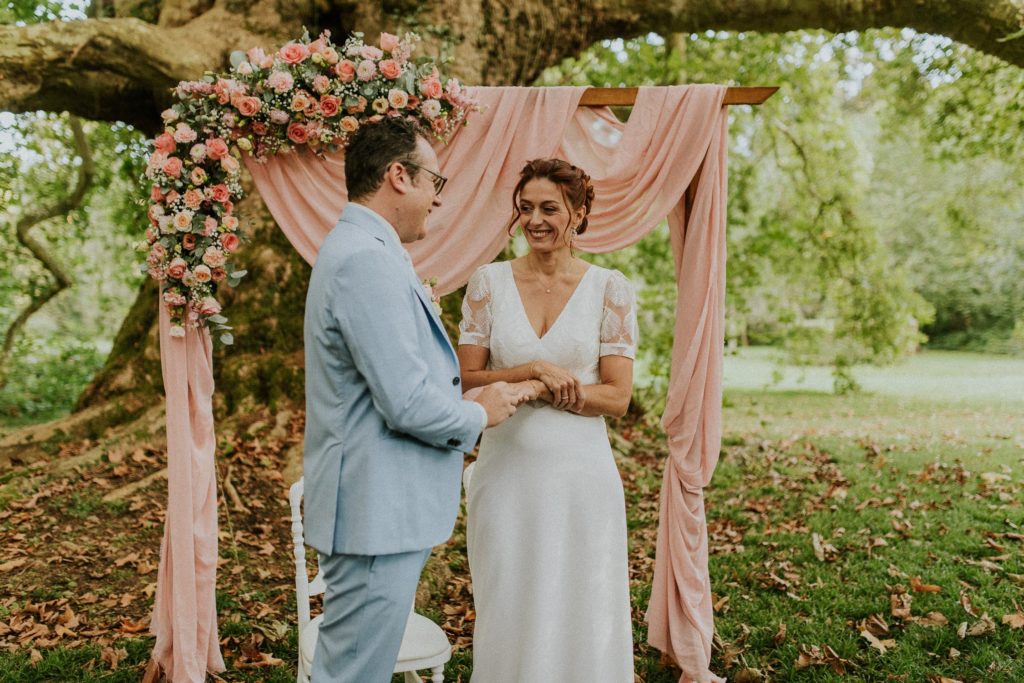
[458,261,637,682]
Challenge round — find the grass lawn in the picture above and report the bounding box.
[0,350,1020,681]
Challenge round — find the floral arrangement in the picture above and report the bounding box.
[140,30,479,342]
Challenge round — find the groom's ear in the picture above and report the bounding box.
[384,161,412,195]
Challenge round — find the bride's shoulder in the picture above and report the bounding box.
[588,264,633,287]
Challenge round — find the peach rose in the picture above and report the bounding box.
[340,116,359,133]
[335,60,356,83]
[279,42,309,65]
[236,96,261,117]
[198,296,221,316]
[183,189,204,209]
[154,133,176,154]
[190,167,207,185]
[387,89,408,109]
[380,32,400,52]
[287,122,309,144]
[205,138,229,160]
[222,215,239,231]
[221,155,240,173]
[165,189,180,205]
[162,157,183,177]
[290,91,313,112]
[167,257,188,279]
[319,95,341,117]
[193,264,212,283]
[210,184,230,203]
[150,185,164,202]
[322,47,339,65]
[173,210,194,231]
[203,247,226,268]
[220,233,240,253]
[379,59,401,79]
[420,77,443,99]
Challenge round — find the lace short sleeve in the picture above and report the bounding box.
[459,266,493,348]
[600,270,638,359]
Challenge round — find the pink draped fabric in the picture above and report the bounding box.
[155,84,728,682]
[151,307,225,680]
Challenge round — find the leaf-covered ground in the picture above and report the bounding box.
[0,387,1021,682]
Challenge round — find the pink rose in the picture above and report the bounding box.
[148,243,166,263]
[146,227,159,244]
[356,60,376,81]
[322,47,339,65]
[182,233,197,250]
[205,138,229,160]
[335,60,356,83]
[203,247,226,268]
[190,167,207,185]
[379,59,401,80]
[154,133,176,154]
[167,257,188,279]
[161,157,183,177]
[420,77,443,99]
[340,116,359,133]
[308,37,327,55]
[235,96,261,117]
[193,264,212,283]
[279,42,309,65]
[150,185,164,202]
[380,32,400,52]
[222,200,234,214]
[198,296,221,316]
[183,189,204,209]
[312,74,330,94]
[221,156,240,173]
[203,216,218,236]
[210,184,230,203]
[319,95,341,117]
[266,70,294,93]
[287,122,309,144]
[360,45,383,60]
[220,233,240,253]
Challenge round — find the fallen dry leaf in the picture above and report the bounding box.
[1001,611,1024,629]
[915,611,949,627]
[911,576,941,593]
[860,629,896,654]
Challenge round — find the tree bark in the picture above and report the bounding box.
[0,0,1019,424]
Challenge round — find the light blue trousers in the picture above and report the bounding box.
[311,548,431,683]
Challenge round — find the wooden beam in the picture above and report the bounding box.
[578,86,778,107]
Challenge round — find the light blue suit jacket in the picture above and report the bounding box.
[303,203,483,556]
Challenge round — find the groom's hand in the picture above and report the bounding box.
[474,381,520,427]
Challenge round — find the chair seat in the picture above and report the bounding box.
[299,611,451,672]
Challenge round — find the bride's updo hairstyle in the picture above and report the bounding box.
[507,158,595,244]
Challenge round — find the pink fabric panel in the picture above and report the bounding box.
[150,306,225,681]
[645,112,729,683]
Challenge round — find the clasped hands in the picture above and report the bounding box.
[517,360,585,412]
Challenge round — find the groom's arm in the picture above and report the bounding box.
[330,248,483,451]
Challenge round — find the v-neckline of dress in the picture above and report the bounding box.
[507,261,594,342]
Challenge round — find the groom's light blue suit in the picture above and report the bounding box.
[303,202,484,682]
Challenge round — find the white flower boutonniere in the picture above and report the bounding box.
[422,276,443,315]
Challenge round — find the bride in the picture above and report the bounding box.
[457,158,638,681]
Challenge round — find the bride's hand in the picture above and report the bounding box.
[565,386,586,413]
[507,380,540,403]
[531,361,581,410]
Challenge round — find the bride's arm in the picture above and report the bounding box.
[457,345,537,389]
[566,355,633,418]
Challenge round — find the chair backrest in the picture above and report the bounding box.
[289,478,326,632]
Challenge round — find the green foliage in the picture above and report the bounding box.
[0,336,107,423]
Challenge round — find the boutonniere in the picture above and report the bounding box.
[421,277,443,315]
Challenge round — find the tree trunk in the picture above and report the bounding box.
[0,0,1020,427]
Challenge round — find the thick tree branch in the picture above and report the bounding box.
[0,117,94,386]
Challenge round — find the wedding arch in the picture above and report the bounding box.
[142,29,775,683]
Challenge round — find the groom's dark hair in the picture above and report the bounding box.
[345,118,425,201]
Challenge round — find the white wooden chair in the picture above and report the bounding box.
[289,479,451,683]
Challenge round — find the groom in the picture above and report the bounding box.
[303,117,522,682]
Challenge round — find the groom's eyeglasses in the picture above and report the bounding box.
[402,160,447,196]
